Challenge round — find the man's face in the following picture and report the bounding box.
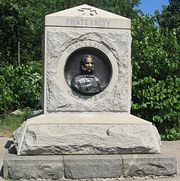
[83,56,94,72]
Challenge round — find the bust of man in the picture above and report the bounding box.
[71,54,104,95]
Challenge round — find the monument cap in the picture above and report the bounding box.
[45,4,131,29]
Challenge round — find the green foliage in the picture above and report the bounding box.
[0,0,33,64]
[68,0,140,17]
[0,0,140,65]
[161,127,180,141]
[155,0,180,40]
[0,62,42,114]
[131,15,180,138]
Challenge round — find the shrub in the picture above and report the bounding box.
[0,61,42,114]
[131,15,180,139]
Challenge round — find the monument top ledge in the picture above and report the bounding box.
[45,4,131,29]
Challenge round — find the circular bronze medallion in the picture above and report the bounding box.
[64,47,112,95]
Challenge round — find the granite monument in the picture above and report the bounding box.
[12,4,161,155]
[3,4,177,180]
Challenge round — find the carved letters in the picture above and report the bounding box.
[66,18,111,27]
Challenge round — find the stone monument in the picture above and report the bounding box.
[3,4,177,180]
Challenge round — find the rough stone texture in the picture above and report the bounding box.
[3,153,176,180]
[3,155,63,180]
[1,138,179,181]
[44,28,131,113]
[64,155,123,179]
[13,113,161,155]
[43,5,132,113]
[122,154,177,177]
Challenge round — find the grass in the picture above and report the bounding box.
[0,108,33,137]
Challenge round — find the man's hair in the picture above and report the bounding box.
[81,54,95,72]
[81,54,94,63]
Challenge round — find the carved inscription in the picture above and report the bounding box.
[66,18,111,27]
[66,41,110,55]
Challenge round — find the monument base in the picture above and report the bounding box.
[3,153,176,180]
[13,113,161,155]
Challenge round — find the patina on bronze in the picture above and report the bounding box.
[64,47,112,96]
[71,54,106,95]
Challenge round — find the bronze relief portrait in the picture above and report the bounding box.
[64,48,112,96]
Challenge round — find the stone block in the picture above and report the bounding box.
[43,5,132,113]
[122,154,177,177]
[3,153,177,180]
[3,154,63,180]
[13,113,161,155]
[64,155,122,179]
[45,4,131,29]
[44,27,131,113]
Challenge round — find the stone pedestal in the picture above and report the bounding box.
[13,113,160,155]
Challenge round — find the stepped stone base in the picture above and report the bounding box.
[13,113,161,155]
[3,153,177,180]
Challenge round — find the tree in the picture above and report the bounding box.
[155,0,180,40]
[69,0,140,18]
[131,15,179,139]
[0,0,140,65]
[0,0,27,65]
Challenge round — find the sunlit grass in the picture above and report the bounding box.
[0,108,33,137]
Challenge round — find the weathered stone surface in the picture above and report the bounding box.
[64,155,123,179]
[3,153,177,180]
[43,5,132,113]
[122,154,177,177]
[13,113,161,155]
[3,155,63,180]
